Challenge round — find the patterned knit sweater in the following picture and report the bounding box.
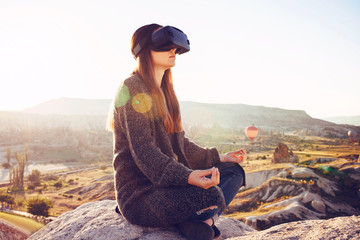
[112,74,226,227]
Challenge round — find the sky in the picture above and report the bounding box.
[0,0,359,119]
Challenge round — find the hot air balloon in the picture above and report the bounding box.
[245,125,258,141]
[348,130,354,143]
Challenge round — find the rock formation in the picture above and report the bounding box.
[28,200,255,240]
[244,168,287,189]
[233,215,360,240]
[226,160,360,230]
[28,200,360,240]
[272,142,299,163]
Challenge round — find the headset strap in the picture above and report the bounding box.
[133,36,150,58]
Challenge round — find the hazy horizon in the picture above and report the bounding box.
[1,96,359,122]
[1,0,360,119]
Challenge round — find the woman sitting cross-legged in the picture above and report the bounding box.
[107,23,246,240]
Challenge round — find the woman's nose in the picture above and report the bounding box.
[170,48,177,53]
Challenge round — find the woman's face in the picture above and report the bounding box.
[151,48,177,71]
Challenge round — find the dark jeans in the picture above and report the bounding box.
[187,162,245,222]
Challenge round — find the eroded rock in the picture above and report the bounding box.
[233,215,360,240]
[272,143,298,163]
[28,200,255,240]
[311,200,326,213]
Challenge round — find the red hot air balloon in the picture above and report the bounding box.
[245,125,258,141]
[348,130,354,143]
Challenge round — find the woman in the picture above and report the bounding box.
[108,23,246,240]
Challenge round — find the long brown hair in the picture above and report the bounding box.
[107,23,182,133]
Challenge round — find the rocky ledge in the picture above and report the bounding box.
[29,200,360,240]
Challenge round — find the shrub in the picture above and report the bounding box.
[27,197,53,217]
[99,165,107,170]
[9,186,24,194]
[53,181,63,189]
[63,194,73,199]
[28,169,41,186]
[0,192,15,208]
[27,184,36,190]
[16,198,25,208]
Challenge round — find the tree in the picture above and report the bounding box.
[2,147,12,169]
[9,151,28,187]
[28,169,41,186]
[7,146,11,165]
[27,197,53,217]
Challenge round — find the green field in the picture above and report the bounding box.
[0,211,44,234]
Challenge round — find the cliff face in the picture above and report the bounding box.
[28,200,360,240]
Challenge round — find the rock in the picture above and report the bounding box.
[28,200,360,240]
[340,165,360,182]
[302,191,318,204]
[244,200,324,230]
[28,200,255,240]
[231,215,360,240]
[272,143,298,163]
[311,200,326,213]
[78,182,102,194]
[290,167,340,197]
[244,168,285,189]
[95,174,114,181]
[311,158,337,164]
[337,154,359,161]
[276,170,289,178]
[292,168,313,178]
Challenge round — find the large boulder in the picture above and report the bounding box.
[272,143,298,163]
[233,215,360,240]
[28,200,360,240]
[28,200,254,240]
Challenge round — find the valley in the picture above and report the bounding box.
[0,99,359,237]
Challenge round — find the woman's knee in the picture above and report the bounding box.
[217,162,246,187]
[217,162,244,176]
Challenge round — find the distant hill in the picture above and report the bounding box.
[323,116,360,126]
[0,97,356,136]
[180,101,332,130]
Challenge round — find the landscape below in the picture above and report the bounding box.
[0,98,359,239]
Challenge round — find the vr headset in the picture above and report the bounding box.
[133,26,190,58]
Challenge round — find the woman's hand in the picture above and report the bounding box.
[220,148,247,163]
[188,167,220,189]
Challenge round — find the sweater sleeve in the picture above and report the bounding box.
[114,78,192,187]
[183,136,221,170]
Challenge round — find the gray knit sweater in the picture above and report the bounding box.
[112,74,225,227]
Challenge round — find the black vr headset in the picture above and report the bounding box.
[133,26,190,58]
